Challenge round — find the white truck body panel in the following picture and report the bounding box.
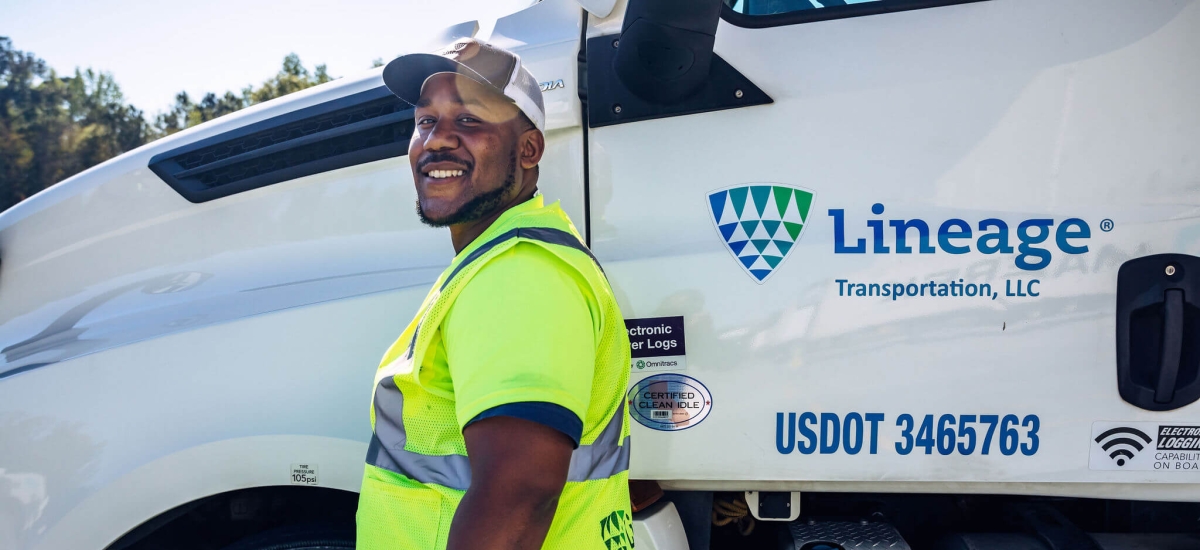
[599,0,1200,492]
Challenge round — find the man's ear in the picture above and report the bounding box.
[519,127,545,170]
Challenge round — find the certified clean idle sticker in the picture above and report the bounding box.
[1090,421,1200,473]
[626,316,686,372]
[627,374,711,431]
[290,463,319,485]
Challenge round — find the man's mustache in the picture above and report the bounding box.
[417,152,474,172]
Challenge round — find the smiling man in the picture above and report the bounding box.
[355,39,634,550]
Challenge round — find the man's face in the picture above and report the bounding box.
[410,73,528,227]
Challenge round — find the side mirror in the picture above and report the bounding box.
[587,0,770,126]
[613,0,723,103]
[576,0,617,19]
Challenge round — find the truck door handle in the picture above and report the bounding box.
[1116,254,1200,411]
[1156,289,1184,404]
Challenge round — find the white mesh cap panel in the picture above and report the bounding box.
[504,55,546,132]
[383,38,546,132]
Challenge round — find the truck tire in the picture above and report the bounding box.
[220,524,354,550]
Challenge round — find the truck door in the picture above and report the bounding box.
[586,0,1200,499]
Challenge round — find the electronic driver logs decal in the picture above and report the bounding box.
[625,316,687,372]
[1091,421,1200,474]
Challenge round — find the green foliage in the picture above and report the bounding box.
[0,37,340,213]
[154,53,334,136]
[0,37,154,211]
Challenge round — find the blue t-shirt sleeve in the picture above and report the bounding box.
[465,401,584,448]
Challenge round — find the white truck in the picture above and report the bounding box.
[2,0,1199,548]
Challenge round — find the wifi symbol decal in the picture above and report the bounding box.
[1094,426,1153,466]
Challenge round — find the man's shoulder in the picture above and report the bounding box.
[466,240,586,292]
[443,240,598,344]
[504,199,584,240]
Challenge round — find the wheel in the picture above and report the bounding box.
[220,523,354,550]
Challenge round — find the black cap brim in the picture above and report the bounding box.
[382,53,506,106]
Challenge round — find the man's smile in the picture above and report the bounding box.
[418,158,473,183]
[426,169,465,179]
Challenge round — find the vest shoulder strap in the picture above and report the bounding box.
[440,226,602,292]
[406,223,604,362]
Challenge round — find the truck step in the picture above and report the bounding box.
[784,519,910,550]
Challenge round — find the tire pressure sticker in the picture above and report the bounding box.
[1090,422,1200,472]
[290,463,319,485]
[628,374,711,431]
[626,316,686,372]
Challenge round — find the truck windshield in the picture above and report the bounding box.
[726,0,881,17]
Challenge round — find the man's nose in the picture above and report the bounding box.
[423,118,459,151]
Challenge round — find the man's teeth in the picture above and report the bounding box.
[427,169,465,179]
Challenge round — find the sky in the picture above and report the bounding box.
[3,0,534,116]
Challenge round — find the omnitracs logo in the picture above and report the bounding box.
[1094,426,1153,467]
[829,203,1093,271]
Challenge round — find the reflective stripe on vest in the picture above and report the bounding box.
[366,381,630,491]
[369,224,627,492]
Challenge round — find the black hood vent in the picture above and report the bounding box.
[149,86,412,203]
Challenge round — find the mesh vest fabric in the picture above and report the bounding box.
[357,197,634,550]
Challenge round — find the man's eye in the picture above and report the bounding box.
[458,116,479,124]
[417,117,435,125]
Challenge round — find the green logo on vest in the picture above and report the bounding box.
[600,509,634,550]
[707,184,816,284]
[636,360,645,370]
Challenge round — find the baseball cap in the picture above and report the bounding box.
[382,38,546,132]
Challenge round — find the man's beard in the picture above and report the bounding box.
[417,153,518,228]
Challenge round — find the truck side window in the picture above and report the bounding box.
[723,0,983,26]
[726,0,870,17]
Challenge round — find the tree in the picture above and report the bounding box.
[0,37,153,212]
[0,38,338,213]
[153,53,333,136]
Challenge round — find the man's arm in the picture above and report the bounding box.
[447,415,575,550]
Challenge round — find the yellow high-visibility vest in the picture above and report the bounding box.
[356,196,634,550]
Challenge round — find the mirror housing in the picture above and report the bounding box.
[612,0,724,103]
[577,0,618,18]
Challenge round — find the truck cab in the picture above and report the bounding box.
[2,0,1199,548]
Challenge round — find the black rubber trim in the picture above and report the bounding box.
[720,0,990,29]
[148,86,412,203]
[578,7,593,247]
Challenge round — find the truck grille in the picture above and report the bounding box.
[149,86,412,203]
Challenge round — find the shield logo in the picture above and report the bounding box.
[707,184,815,284]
